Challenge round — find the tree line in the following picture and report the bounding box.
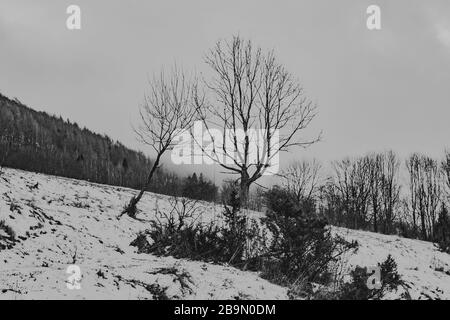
[277,151,450,247]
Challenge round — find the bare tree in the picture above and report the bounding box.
[406,154,442,240]
[406,154,420,235]
[367,153,383,232]
[317,178,343,225]
[280,159,322,204]
[330,152,401,234]
[120,67,197,217]
[441,150,450,204]
[423,158,442,239]
[332,157,372,229]
[154,196,202,232]
[194,36,319,207]
[379,151,401,234]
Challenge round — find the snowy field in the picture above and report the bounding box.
[1,167,450,300]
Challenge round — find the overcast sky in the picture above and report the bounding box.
[1,0,450,182]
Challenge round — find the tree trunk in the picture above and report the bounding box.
[420,211,427,240]
[373,203,378,233]
[239,171,250,208]
[120,153,162,217]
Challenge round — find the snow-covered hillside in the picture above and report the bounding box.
[1,167,450,300]
[335,227,450,299]
[0,168,286,300]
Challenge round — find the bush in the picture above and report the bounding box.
[131,195,260,266]
[261,187,357,293]
[337,255,406,300]
[181,173,217,202]
[130,231,153,254]
[0,220,15,239]
[220,179,239,205]
[221,188,251,265]
[433,205,450,253]
[0,220,16,251]
[132,186,361,299]
[144,219,224,262]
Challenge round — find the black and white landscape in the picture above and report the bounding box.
[1,0,450,300]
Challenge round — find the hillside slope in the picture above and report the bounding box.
[0,168,286,299]
[334,227,450,299]
[1,168,450,299]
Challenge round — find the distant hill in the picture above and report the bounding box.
[0,93,180,195]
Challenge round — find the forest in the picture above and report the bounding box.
[0,93,217,201]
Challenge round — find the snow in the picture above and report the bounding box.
[0,168,286,300]
[1,167,450,300]
[334,227,450,299]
